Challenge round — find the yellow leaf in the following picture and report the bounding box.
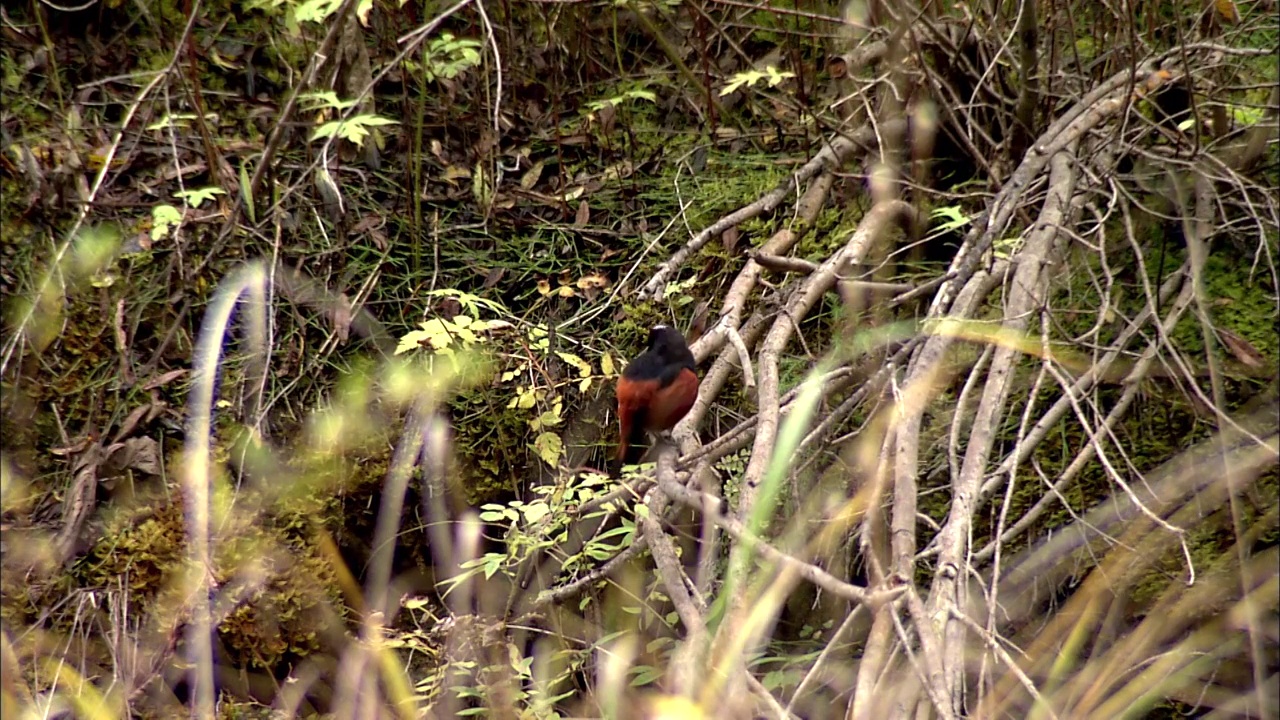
[442,164,471,184]
[533,432,563,467]
[516,388,537,410]
[556,351,592,377]
[576,272,610,289]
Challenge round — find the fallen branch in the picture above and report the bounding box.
[641,121,902,301]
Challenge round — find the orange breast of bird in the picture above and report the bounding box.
[615,368,698,462]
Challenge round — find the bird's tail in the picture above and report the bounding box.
[611,426,649,476]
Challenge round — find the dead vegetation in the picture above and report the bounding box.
[1,0,1277,718]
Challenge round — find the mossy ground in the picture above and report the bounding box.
[1,0,1276,715]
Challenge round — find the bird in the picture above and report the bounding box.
[615,324,699,468]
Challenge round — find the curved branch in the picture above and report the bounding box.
[640,122,901,301]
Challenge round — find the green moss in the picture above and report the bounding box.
[1130,465,1280,614]
[68,479,347,672]
[216,528,341,670]
[73,495,188,595]
[450,387,528,504]
[1170,250,1280,363]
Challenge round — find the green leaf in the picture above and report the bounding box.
[530,406,561,431]
[239,160,255,224]
[421,288,508,315]
[721,69,765,96]
[483,554,505,579]
[312,113,399,148]
[629,664,661,686]
[472,162,492,208]
[586,87,658,112]
[720,66,794,96]
[73,225,121,279]
[521,501,550,524]
[1230,103,1265,126]
[295,0,343,23]
[423,34,484,82]
[145,112,212,131]
[150,204,183,242]
[175,186,227,208]
[299,91,356,112]
[930,205,971,232]
[765,67,790,86]
[395,314,501,356]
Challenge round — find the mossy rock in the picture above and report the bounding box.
[70,483,346,673]
[73,493,189,596]
[215,527,343,670]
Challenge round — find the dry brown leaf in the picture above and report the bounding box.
[103,437,162,477]
[688,301,712,343]
[49,436,94,457]
[521,160,545,190]
[55,443,101,564]
[330,294,353,344]
[437,296,462,320]
[142,368,189,391]
[721,225,741,254]
[111,402,163,444]
[1218,328,1266,368]
[483,267,507,289]
[351,213,384,235]
[575,200,590,227]
[597,103,617,136]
